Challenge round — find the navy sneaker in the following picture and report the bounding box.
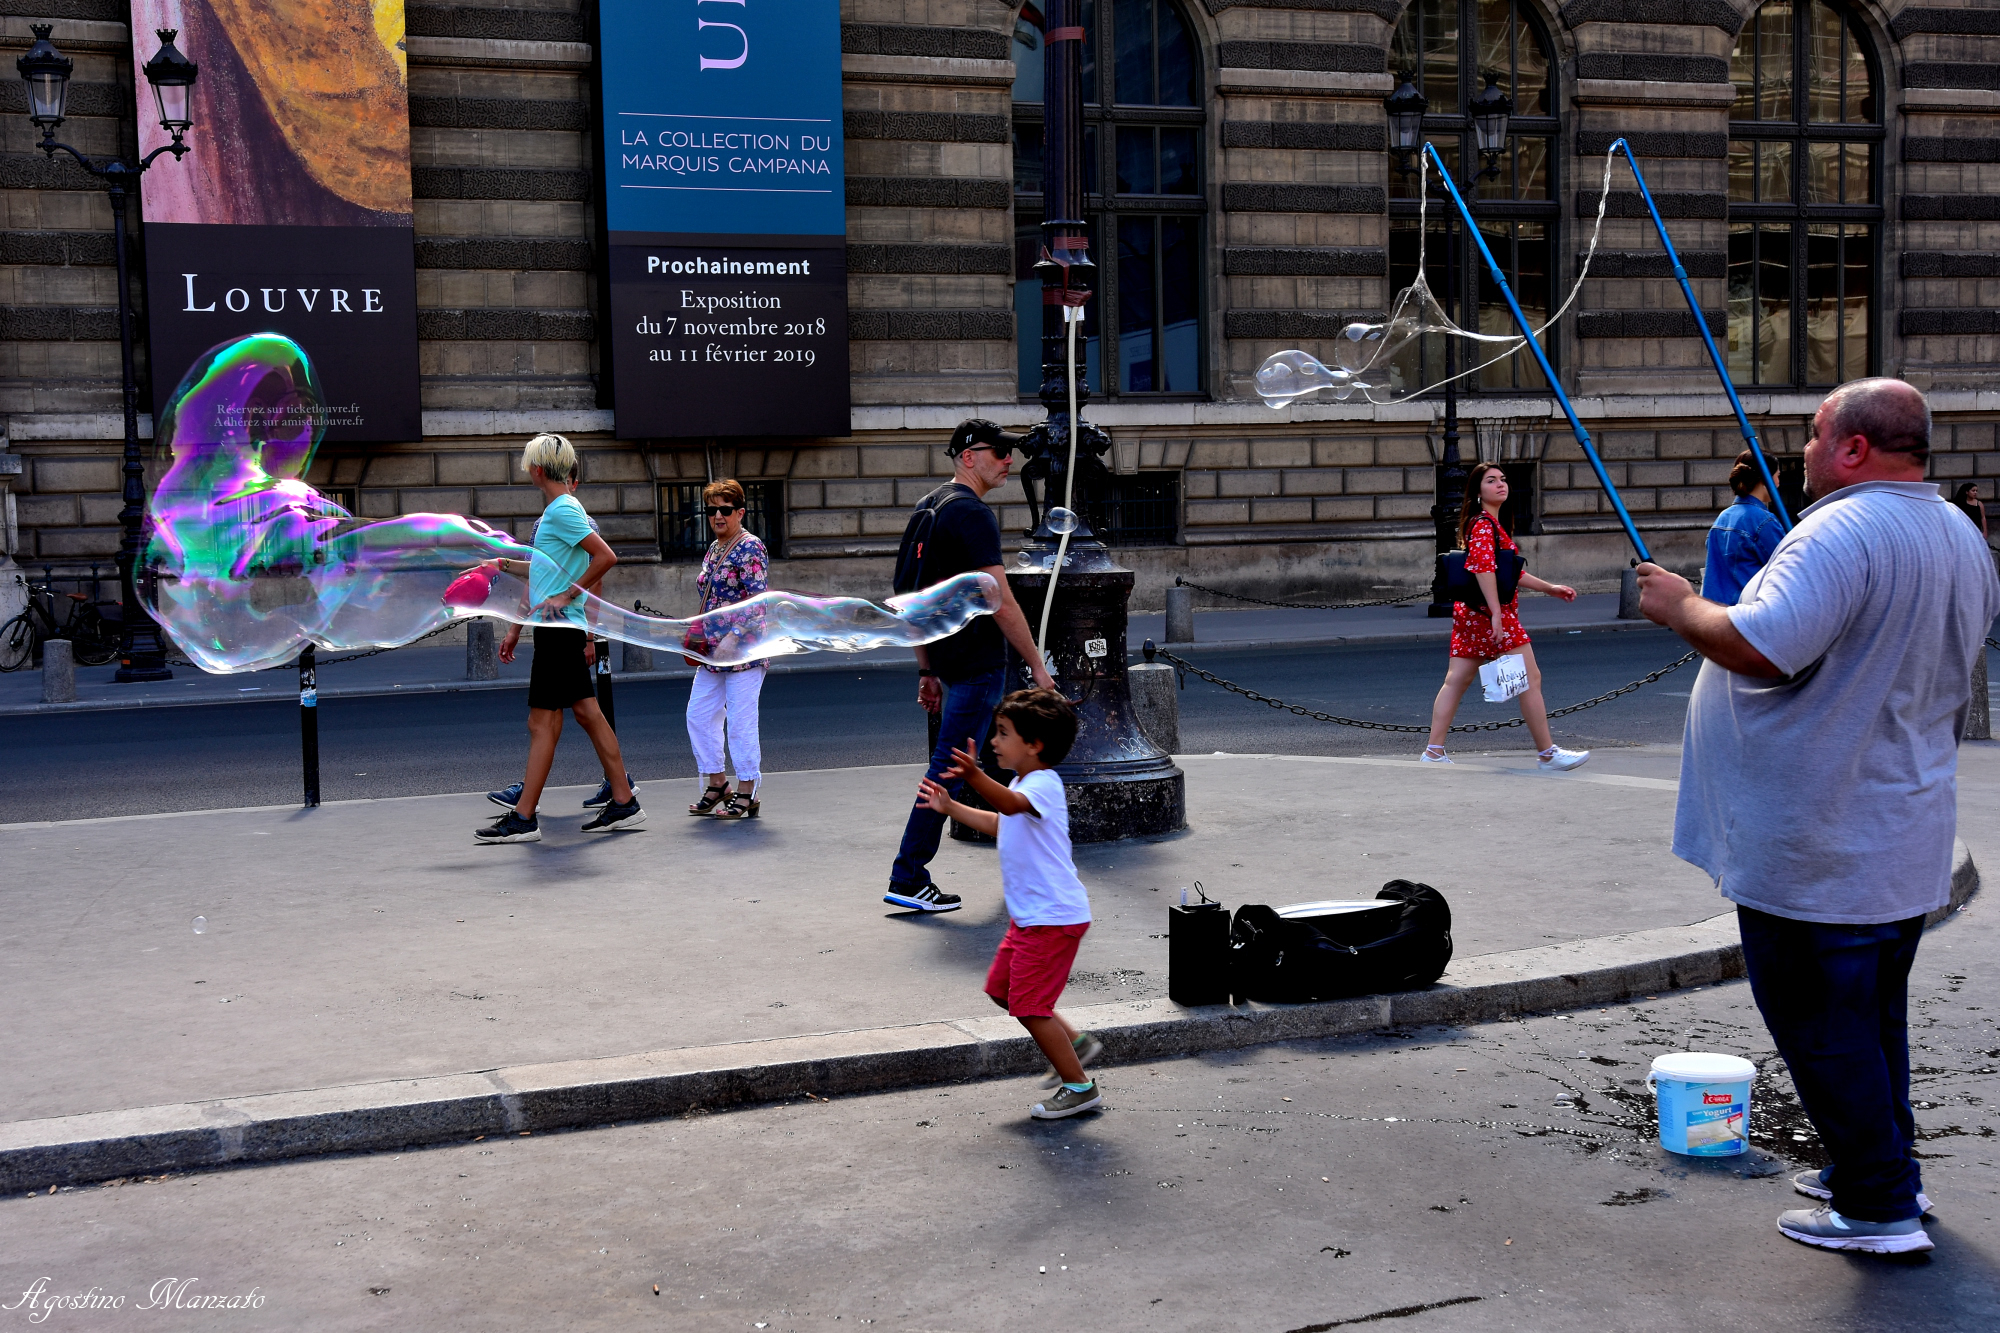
[475,811,540,844]
[581,796,646,832]
[487,781,524,810]
[582,774,639,808]
[884,882,961,913]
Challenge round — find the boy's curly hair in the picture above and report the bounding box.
[996,687,1078,766]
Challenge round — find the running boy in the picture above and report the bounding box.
[916,688,1102,1119]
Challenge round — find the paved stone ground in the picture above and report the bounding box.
[3,844,1991,1331]
[0,750,1714,1124]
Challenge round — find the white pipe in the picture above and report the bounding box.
[1036,306,1083,658]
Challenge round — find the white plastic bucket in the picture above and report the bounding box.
[1646,1052,1755,1156]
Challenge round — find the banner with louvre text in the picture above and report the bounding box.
[133,0,419,443]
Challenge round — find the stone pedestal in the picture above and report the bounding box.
[1129,659,1179,754]
[465,620,498,680]
[1004,543,1185,842]
[42,638,75,703]
[1165,583,1194,643]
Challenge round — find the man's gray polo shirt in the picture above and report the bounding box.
[1675,480,2000,924]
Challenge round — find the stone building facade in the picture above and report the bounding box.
[3,0,1997,616]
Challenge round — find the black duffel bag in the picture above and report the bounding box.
[1227,880,1453,1004]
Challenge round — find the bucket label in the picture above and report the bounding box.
[1683,1102,1745,1153]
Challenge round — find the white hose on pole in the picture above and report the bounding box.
[1035,306,1083,659]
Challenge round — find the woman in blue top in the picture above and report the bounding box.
[1701,450,1787,607]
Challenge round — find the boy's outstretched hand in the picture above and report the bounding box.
[915,776,954,813]
[940,739,981,781]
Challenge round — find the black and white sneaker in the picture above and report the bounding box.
[582,774,638,808]
[883,882,962,913]
[475,810,541,843]
[580,796,646,832]
[487,781,524,810]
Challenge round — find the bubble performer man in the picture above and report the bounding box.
[1637,378,2000,1255]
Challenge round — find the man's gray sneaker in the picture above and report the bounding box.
[475,811,540,844]
[1777,1206,1933,1254]
[1041,1032,1106,1088]
[883,883,961,913]
[1792,1168,1933,1216]
[1030,1081,1103,1120]
[580,797,646,832]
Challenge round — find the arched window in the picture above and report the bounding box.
[1387,0,1559,392]
[1012,0,1206,397]
[1727,1,1883,387]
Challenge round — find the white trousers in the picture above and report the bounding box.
[686,663,767,785]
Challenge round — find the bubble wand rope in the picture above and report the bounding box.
[1034,305,1084,658]
[1425,140,1652,563]
[1610,138,1791,529]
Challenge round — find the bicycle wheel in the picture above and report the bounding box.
[71,607,119,665]
[0,612,37,672]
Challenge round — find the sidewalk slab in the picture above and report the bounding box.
[0,837,1975,1194]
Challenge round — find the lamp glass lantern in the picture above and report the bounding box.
[141,29,198,139]
[15,24,73,131]
[1471,75,1514,161]
[1383,76,1427,158]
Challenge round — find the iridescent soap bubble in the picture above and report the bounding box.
[142,334,1004,674]
[1046,507,1079,535]
[1254,349,1360,407]
[192,916,207,934]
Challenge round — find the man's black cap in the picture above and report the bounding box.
[948,418,1027,459]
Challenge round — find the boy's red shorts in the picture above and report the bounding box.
[985,922,1089,1018]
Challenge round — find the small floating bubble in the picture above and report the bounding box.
[192,916,207,934]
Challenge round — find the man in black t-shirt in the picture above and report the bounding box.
[884,426,1055,912]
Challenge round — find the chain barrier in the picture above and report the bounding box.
[1173,575,1429,613]
[1153,645,1701,734]
[1988,637,2000,653]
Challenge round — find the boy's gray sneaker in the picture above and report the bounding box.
[1030,1081,1102,1120]
[475,811,540,844]
[1792,1168,1933,1216]
[1777,1206,1933,1255]
[1041,1032,1106,1088]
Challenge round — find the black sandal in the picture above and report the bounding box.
[713,790,760,821]
[688,783,728,816]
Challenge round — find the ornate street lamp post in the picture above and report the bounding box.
[17,25,198,681]
[1385,72,1511,617]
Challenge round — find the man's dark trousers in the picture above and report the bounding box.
[1737,905,1926,1223]
[890,667,1007,890]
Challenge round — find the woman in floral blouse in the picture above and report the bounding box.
[686,479,769,820]
[1422,462,1590,772]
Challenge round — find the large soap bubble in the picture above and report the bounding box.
[142,334,1002,674]
[1255,148,1617,410]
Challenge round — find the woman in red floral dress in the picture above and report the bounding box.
[1423,462,1591,771]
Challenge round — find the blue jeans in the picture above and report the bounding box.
[1737,905,1926,1223]
[890,667,1006,889]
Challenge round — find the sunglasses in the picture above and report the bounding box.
[962,442,1015,460]
[705,505,741,517]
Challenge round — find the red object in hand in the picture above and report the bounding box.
[442,567,495,608]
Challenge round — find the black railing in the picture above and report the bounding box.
[1081,471,1180,547]
[659,480,785,562]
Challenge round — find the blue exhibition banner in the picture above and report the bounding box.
[598,0,850,438]
[600,0,844,237]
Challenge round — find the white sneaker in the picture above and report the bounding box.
[1537,747,1590,772]
[1419,748,1454,764]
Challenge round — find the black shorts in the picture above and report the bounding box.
[527,626,595,711]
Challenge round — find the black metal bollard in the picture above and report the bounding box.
[299,643,320,808]
[593,635,616,730]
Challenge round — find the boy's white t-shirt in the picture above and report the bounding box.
[996,768,1092,926]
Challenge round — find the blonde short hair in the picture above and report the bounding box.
[520,432,576,481]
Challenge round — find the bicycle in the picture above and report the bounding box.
[0,570,123,672]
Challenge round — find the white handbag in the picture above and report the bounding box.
[1479,652,1529,703]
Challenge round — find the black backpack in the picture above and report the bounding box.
[893,486,973,595]
[1226,880,1453,1003]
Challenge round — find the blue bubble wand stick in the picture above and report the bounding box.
[1608,138,1791,529]
[1424,141,1652,564]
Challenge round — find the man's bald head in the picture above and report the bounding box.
[1821,378,1931,466]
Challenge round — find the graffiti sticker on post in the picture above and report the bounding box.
[598,0,849,438]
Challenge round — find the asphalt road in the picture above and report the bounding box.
[8,899,1994,1332]
[0,629,1704,823]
